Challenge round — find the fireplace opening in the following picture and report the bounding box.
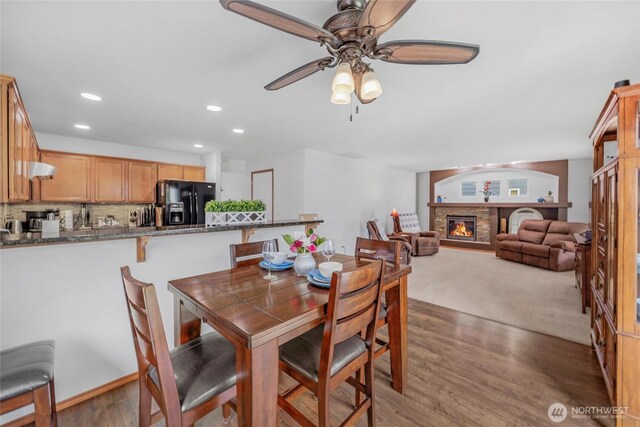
[447,215,477,241]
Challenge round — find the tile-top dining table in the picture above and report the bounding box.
[168,252,411,427]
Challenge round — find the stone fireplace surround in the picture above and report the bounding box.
[437,208,490,243]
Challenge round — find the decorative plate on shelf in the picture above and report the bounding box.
[259,260,294,271]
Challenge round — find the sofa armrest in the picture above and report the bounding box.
[550,241,576,252]
[419,231,440,239]
[496,233,520,242]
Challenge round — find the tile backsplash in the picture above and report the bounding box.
[2,203,152,229]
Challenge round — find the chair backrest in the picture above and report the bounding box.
[355,237,401,267]
[395,212,422,233]
[366,219,389,241]
[319,260,384,381]
[120,267,180,416]
[229,239,279,268]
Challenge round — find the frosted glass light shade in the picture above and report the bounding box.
[331,90,351,105]
[332,63,355,95]
[361,70,382,100]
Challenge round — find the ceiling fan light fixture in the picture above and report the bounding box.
[332,63,355,95]
[361,69,382,100]
[331,90,351,105]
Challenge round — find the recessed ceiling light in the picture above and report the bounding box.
[80,93,102,101]
[232,128,245,134]
[193,144,204,148]
[74,124,90,130]
[206,105,222,112]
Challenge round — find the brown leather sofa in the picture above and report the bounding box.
[496,219,587,271]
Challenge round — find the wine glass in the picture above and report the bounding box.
[322,239,335,262]
[262,241,277,281]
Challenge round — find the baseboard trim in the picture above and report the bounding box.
[1,372,137,427]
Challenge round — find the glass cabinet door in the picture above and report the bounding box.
[606,166,617,316]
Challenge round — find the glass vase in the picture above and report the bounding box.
[294,252,316,276]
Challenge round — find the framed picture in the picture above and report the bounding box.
[509,188,520,196]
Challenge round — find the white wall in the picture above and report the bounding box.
[202,150,222,199]
[417,172,430,230]
[434,169,559,203]
[36,132,203,166]
[568,158,592,223]
[246,150,306,220]
[303,149,416,254]
[220,171,250,200]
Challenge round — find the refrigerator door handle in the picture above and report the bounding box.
[189,193,194,226]
[194,191,198,225]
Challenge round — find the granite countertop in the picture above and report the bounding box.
[0,219,323,248]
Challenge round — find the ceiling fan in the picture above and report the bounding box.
[220,0,480,104]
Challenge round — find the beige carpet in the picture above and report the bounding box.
[408,247,591,345]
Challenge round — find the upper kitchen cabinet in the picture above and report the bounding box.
[128,161,157,203]
[183,166,206,182]
[94,157,127,202]
[158,164,183,181]
[40,151,92,202]
[1,75,36,202]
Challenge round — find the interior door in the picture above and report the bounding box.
[251,169,274,222]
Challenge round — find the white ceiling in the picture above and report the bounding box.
[1,1,638,172]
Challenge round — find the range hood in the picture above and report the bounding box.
[28,162,56,180]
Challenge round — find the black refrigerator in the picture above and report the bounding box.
[157,180,216,226]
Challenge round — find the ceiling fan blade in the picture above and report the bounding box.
[220,0,338,45]
[353,71,376,104]
[265,57,334,91]
[357,0,416,38]
[374,40,480,64]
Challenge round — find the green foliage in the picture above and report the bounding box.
[204,199,267,213]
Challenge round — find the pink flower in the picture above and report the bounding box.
[308,244,317,252]
[310,233,317,242]
[290,244,297,252]
[294,240,303,248]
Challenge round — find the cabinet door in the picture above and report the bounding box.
[94,157,127,202]
[606,166,617,316]
[158,164,183,181]
[129,161,157,203]
[183,166,205,182]
[8,86,27,201]
[29,132,40,202]
[40,152,92,201]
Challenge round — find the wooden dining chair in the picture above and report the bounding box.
[229,239,279,268]
[354,237,401,400]
[277,259,385,427]
[120,266,237,427]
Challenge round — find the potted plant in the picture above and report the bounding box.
[283,228,326,276]
[479,181,493,202]
[544,191,554,203]
[204,199,267,227]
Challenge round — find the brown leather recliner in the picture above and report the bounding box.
[495,219,587,271]
[392,213,440,256]
[366,220,412,265]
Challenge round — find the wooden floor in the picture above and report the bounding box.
[47,300,611,426]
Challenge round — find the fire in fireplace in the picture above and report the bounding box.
[447,215,477,241]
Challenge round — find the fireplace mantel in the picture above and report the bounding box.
[428,202,572,208]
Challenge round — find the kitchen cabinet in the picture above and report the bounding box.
[128,161,157,203]
[183,166,205,182]
[94,157,127,202]
[29,132,40,202]
[1,75,40,203]
[40,151,92,202]
[158,164,183,181]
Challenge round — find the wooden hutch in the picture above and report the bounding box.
[589,82,640,426]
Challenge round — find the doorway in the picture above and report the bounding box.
[251,169,274,222]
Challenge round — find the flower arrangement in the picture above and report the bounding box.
[480,181,493,198]
[204,199,266,213]
[283,228,326,254]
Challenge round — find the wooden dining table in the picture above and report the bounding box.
[167,252,411,427]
